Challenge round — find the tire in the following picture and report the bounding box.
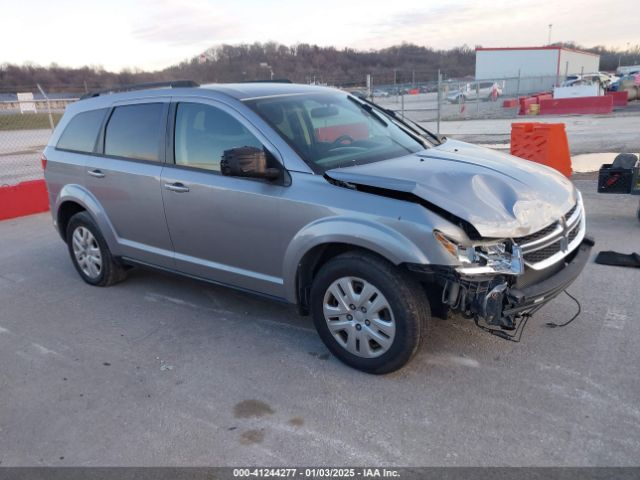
[310,252,430,374]
[66,211,127,287]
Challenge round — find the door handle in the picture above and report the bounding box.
[87,169,105,178]
[164,182,190,193]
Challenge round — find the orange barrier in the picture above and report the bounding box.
[502,99,518,108]
[0,179,49,221]
[510,123,572,177]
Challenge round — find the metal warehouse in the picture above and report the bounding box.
[475,46,600,95]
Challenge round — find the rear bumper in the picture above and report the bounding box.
[504,236,594,317]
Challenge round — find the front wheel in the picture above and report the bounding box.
[310,252,430,374]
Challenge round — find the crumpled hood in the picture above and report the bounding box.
[325,139,577,238]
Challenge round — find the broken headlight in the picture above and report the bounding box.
[433,230,524,276]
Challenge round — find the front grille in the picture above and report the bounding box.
[513,203,577,245]
[564,203,578,221]
[523,240,563,263]
[513,201,583,269]
[513,222,558,244]
[568,218,581,243]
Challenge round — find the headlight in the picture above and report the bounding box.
[433,230,524,276]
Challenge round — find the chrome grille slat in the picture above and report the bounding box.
[513,222,558,244]
[513,199,585,270]
[564,203,578,221]
[519,225,563,252]
[523,240,563,263]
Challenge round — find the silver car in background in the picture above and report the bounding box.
[446,81,503,103]
[43,81,592,373]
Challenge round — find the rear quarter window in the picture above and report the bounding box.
[104,103,164,161]
[56,108,108,153]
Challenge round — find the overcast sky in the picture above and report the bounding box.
[2,0,637,71]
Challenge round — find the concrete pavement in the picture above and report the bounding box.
[421,114,640,155]
[0,181,639,466]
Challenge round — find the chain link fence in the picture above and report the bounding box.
[0,87,80,186]
[0,72,596,187]
[361,72,573,129]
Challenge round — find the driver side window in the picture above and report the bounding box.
[174,103,263,172]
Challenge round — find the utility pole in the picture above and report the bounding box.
[547,24,553,45]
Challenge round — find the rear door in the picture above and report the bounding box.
[85,98,174,267]
[160,99,287,297]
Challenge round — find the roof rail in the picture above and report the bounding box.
[238,79,293,84]
[80,80,199,100]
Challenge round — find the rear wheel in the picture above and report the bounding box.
[310,252,430,374]
[66,211,127,286]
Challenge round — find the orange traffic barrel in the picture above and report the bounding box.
[510,123,572,177]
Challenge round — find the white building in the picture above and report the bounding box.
[475,46,600,95]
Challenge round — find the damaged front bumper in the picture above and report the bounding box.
[407,237,594,333]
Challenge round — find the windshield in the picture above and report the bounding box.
[244,92,429,173]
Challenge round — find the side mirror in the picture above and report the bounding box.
[220,146,280,181]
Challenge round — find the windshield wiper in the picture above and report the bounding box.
[347,96,388,127]
[359,97,443,145]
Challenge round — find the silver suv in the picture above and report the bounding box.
[43,81,592,373]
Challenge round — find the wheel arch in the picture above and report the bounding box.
[283,217,430,313]
[54,184,120,253]
[57,200,86,241]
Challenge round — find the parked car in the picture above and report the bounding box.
[373,89,389,97]
[561,73,616,89]
[43,81,591,373]
[609,73,640,100]
[446,81,503,102]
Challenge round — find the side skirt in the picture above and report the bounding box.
[120,256,293,306]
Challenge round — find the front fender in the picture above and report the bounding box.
[54,184,121,255]
[282,216,429,303]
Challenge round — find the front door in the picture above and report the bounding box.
[161,100,286,297]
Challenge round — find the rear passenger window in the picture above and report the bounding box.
[105,103,164,161]
[56,108,107,153]
[174,103,263,172]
